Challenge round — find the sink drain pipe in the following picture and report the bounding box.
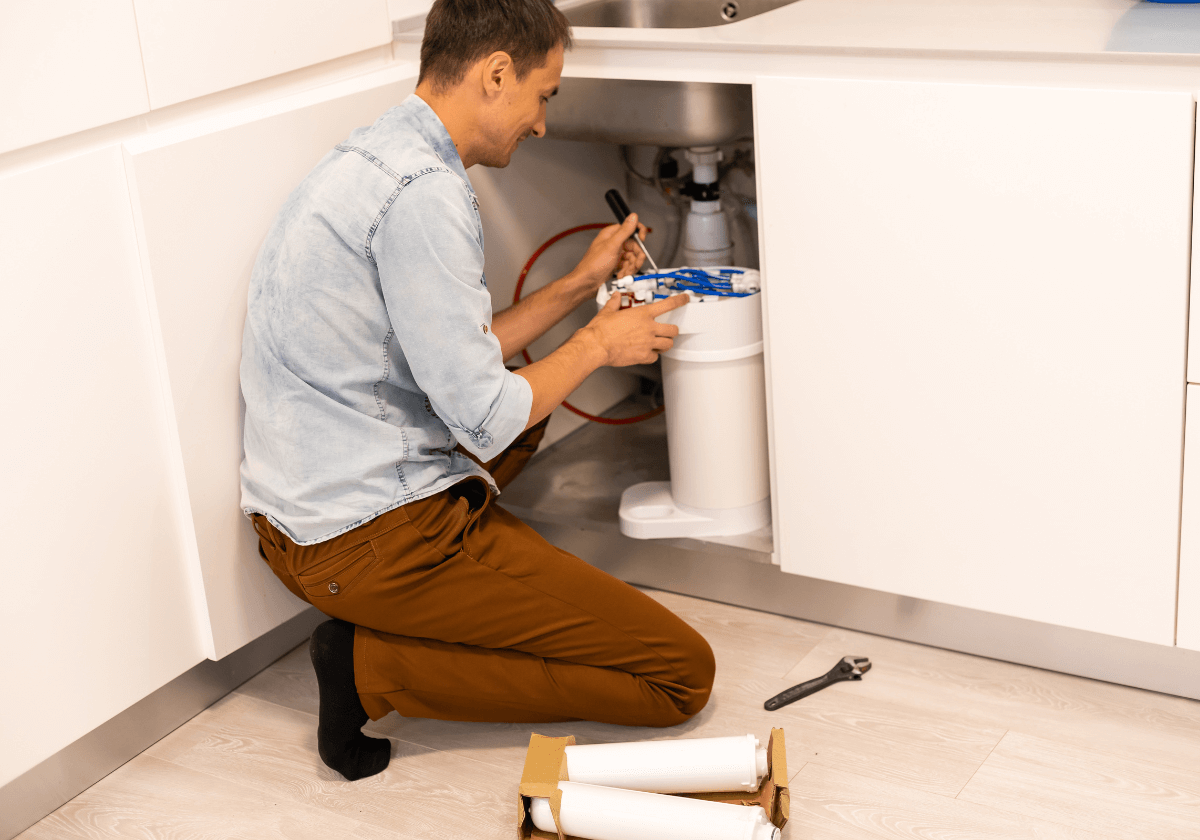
[681,147,734,267]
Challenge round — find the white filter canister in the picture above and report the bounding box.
[656,285,769,515]
[565,734,768,793]
[530,781,780,840]
[660,353,768,512]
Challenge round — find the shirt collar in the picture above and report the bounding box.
[400,93,473,189]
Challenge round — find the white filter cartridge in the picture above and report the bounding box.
[530,781,780,840]
[565,734,769,793]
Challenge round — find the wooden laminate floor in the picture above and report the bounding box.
[17,589,1200,839]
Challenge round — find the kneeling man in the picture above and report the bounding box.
[241,0,713,781]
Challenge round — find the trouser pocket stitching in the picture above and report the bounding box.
[297,544,379,599]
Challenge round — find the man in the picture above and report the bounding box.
[241,0,714,782]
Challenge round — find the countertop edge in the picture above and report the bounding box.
[394,25,1200,69]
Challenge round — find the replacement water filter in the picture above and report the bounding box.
[565,734,768,793]
[530,781,780,840]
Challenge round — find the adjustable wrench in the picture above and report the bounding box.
[763,656,872,711]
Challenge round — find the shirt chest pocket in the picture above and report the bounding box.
[297,543,380,599]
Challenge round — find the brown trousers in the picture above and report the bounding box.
[252,425,715,726]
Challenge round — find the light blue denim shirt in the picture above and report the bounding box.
[240,94,533,545]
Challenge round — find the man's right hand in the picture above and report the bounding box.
[580,291,689,367]
[571,214,650,291]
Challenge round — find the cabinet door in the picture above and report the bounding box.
[0,148,206,782]
[134,0,391,107]
[1179,386,1200,651]
[0,0,149,153]
[756,77,1193,645]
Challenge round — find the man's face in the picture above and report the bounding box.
[478,45,564,168]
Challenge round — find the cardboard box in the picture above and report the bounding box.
[517,729,789,840]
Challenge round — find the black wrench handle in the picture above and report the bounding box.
[763,675,837,711]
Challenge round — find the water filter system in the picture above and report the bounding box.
[598,268,771,539]
[598,176,770,541]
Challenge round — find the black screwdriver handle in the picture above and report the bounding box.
[763,675,837,711]
[605,189,633,224]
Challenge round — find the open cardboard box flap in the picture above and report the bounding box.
[517,729,789,839]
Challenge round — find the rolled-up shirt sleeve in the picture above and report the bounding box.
[371,170,532,459]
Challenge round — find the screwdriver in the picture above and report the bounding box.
[605,188,659,274]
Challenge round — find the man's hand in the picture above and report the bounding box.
[515,291,688,428]
[580,290,689,367]
[492,214,650,361]
[572,214,650,289]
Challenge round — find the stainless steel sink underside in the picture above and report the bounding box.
[559,0,799,29]
[546,78,753,147]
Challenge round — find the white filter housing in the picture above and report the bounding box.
[565,734,769,793]
[619,269,770,540]
[530,781,780,840]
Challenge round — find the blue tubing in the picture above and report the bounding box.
[625,268,756,299]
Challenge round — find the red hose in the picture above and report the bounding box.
[514,224,665,426]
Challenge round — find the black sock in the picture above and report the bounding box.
[309,619,391,781]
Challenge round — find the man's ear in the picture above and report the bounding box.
[480,51,514,99]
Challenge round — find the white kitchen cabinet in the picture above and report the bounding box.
[1178,386,1200,651]
[133,0,392,108]
[124,66,417,659]
[755,76,1193,645]
[0,0,149,153]
[0,148,205,786]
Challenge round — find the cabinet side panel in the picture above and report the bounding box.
[757,76,1191,644]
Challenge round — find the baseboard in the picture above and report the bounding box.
[529,520,1200,702]
[0,607,325,840]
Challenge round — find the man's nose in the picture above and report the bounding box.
[531,119,546,139]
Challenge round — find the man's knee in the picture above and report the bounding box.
[642,623,715,727]
[676,628,716,718]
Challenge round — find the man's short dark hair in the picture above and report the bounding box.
[419,0,573,92]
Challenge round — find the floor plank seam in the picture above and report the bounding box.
[231,687,320,720]
[385,733,529,772]
[776,646,826,680]
[953,728,1007,800]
